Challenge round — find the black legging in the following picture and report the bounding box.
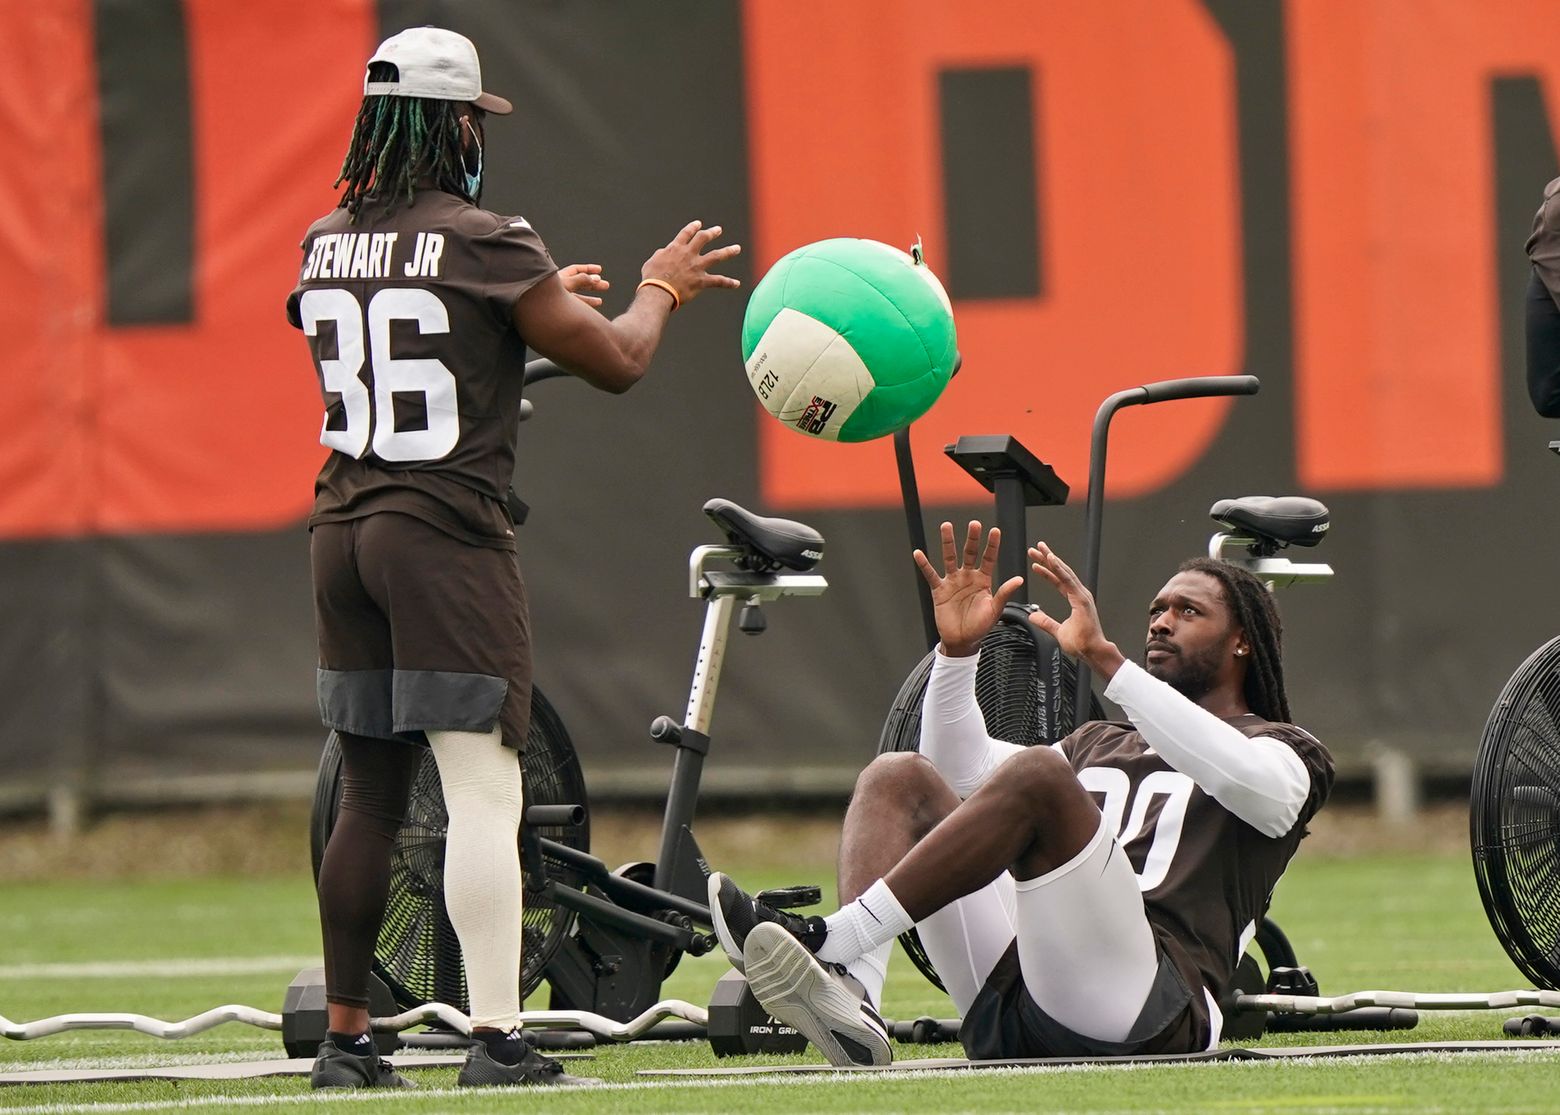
[316,732,422,1009]
[1526,271,1560,418]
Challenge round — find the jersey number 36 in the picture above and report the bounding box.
[300,287,459,463]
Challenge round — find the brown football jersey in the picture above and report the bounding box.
[1528,175,1560,304]
[285,190,558,548]
[1059,716,1333,1041]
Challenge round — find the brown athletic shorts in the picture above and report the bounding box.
[310,512,531,751]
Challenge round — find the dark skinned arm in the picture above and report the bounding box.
[513,220,740,394]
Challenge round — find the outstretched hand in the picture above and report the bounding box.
[559,263,609,308]
[640,220,743,308]
[1025,542,1118,669]
[912,521,1026,657]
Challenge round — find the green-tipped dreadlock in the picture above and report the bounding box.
[1177,557,1292,724]
[335,63,472,218]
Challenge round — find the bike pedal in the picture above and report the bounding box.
[756,884,822,909]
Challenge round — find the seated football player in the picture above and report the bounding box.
[709,521,1333,1065]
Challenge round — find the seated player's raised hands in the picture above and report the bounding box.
[912,520,1026,658]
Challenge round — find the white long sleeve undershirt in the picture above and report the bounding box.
[920,649,1312,838]
[919,648,1029,798]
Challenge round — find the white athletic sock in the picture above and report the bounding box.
[817,878,914,964]
[428,728,524,1031]
[842,943,891,1009]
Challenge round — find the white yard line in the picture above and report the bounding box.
[0,958,317,981]
[0,1053,1556,1114]
[0,1077,760,1113]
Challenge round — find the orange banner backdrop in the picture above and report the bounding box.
[7,1,1560,532]
[1288,0,1560,490]
[742,0,1243,508]
[0,0,102,538]
[0,0,373,540]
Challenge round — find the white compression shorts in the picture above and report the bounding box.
[914,814,1162,1043]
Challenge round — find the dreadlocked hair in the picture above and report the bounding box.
[335,63,471,219]
[1177,557,1292,724]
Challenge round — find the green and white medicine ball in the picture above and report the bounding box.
[741,238,957,442]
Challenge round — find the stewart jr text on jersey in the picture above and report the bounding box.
[285,191,557,549]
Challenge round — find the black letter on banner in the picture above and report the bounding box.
[93,0,194,325]
[938,66,1042,300]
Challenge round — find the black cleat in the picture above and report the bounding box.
[707,872,827,973]
[744,922,892,1067]
[457,1034,601,1088]
[309,1039,415,1089]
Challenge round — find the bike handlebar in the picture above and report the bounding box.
[1070,373,1263,731]
[524,357,569,386]
[1135,374,1261,405]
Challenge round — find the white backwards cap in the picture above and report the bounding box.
[365,26,512,115]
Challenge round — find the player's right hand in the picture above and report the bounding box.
[640,220,743,307]
[913,521,1026,658]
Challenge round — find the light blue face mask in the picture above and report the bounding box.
[462,118,484,200]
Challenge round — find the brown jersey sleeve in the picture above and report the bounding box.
[1259,723,1334,827]
[285,217,331,330]
[472,213,557,325]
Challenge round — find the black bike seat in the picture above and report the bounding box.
[1209,496,1330,548]
[703,498,824,572]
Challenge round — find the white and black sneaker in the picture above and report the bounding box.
[707,872,826,973]
[743,922,892,1067]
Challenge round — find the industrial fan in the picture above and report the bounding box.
[1471,635,1560,990]
[310,688,590,1010]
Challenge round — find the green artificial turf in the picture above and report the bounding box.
[0,851,1554,1112]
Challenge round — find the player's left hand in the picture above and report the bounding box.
[560,263,610,308]
[1026,542,1115,665]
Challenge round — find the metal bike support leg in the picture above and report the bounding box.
[652,592,735,896]
[893,424,939,651]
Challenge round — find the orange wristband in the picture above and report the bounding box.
[637,277,681,312]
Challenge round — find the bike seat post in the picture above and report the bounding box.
[653,543,827,892]
[943,435,1070,610]
[650,551,742,891]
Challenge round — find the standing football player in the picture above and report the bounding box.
[286,26,739,1089]
[1526,176,1560,417]
[710,523,1332,1065]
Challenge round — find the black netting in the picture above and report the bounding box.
[877,610,1104,991]
[311,688,589,1011]
[1471,635,1560,990]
